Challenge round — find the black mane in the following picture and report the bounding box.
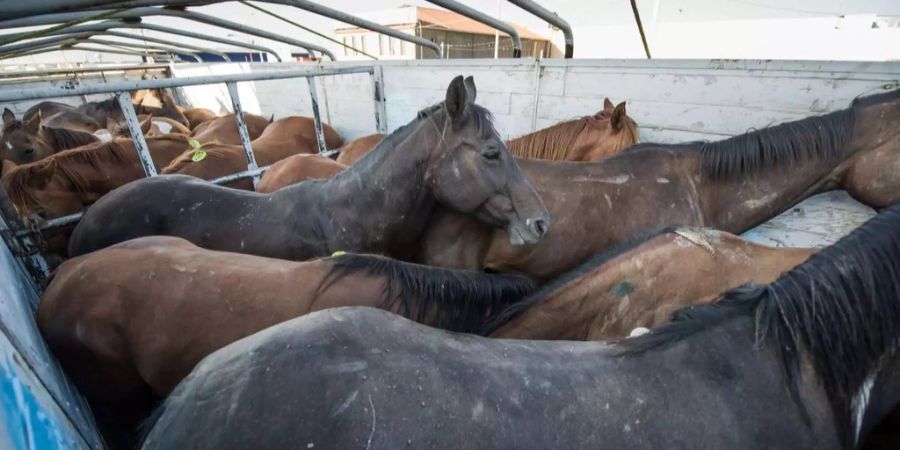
[317,253,535,333]
[480,226,680,335]
[620,203,900,446]
[43,126,98,150]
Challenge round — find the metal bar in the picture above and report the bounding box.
[630,0,652,59]
[426,0,522,57]
[84,37,203,61]
[0,66,374,102]
[0,63,169,79]
[370,66,388,134]
[0,21,281,61]
[0,186,50,283]
[507,0,573,58]
[0,8,126,44]
[116,91,158,177]
[239,1,376,60]
[0,7,335,60]
[0,33,91,55]
[209,165,270,186]
[530,60,543,131]
[101,30,231,61]
[305,77,329,155]
[66,44,179,61]
[259,0,442,58]
[225,81,261,188]
[0,0,131,21]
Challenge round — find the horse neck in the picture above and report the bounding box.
[290,117,439,253]
[506,120,584,160]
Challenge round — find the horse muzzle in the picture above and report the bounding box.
[507,215,550,245]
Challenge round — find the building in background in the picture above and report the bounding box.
[335,6,559,60]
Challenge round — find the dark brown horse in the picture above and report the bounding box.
[162,115,343,190]
[1,108,99,164]
[39,235,534,449]
[189,112,271,145]
[78,90,189,128]
[69,76,550,261]
[141,203,900,450]
[485,227,813,340]
[1,135,193,219]
[334,99,638,166]
[256,153,346,193]
[23,101,77,121]
[415,89,900,280]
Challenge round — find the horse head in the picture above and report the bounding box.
[1,108,55,164]
[425,76,550,245]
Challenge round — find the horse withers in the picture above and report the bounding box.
[141,203,900,450]
[68,76,550,260]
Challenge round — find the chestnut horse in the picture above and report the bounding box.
[334,98,638,166]
[69,76,550,261]
[1,135,193,220]
[415,89,900,280]
[78,90,189,128]
[180,107,218,130]
[110,115,192,138]
[256,154,346,193]
[485,227,813,340]
[1,108,99,164]
[39,235,534,449]
[162,116,343,190]
[142,204,900,450]
[189,112,271,145]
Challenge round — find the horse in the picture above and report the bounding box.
[39,235,534,450]
[333,98,638,166]
[78,89,189,128]
[484,226,813,340]
[414,88,900,280]
[189,112,272,145]
[110,115,192,138]
[1,108,99,164]
[1,135,193,220]
[256,153,346,193]
[507,98,638,161]
[68,76,550,261]
[23,101,77,121]
[335,133,386,165]
[162,115,343,190]
[140,202,900,450]
[180,107,218,130]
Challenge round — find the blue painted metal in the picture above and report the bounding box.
[0,227,101,449]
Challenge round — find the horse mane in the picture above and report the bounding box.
[3,139,135,211]
[851,87,900,109]
[42,126,98,150]
[506,113,638,160]
[480,226,680,335]
[620,204,900,446]
[317,253,536,333]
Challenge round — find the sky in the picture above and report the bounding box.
[3,0,899,63]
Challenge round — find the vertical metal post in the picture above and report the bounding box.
[306,77,328,154]
[116,91,157,177]
[225,81,260,188]
[371,66,388,134]
[0,186,49,292]
[530,60,543,132]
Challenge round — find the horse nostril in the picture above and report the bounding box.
[532,218,548,236]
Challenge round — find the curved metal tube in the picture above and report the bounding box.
[426,0,522,57]
[0,7,334,60]
[507,0,572,58]
[85,37,203,61]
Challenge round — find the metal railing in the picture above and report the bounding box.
[0,63,386,283]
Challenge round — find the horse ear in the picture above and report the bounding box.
[139,115,153,135]
[28,159,57,188]
[445,75,468,121]
[603,98,614,112]
[268,114,274,124]
[24,111,41,135]
[2,108,15,124]
[611,102,627,131]
[463,76,477,104]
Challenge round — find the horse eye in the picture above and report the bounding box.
[483,150,501,161]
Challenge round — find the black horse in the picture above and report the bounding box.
[69,76,549,260]
[140,204,900,450]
